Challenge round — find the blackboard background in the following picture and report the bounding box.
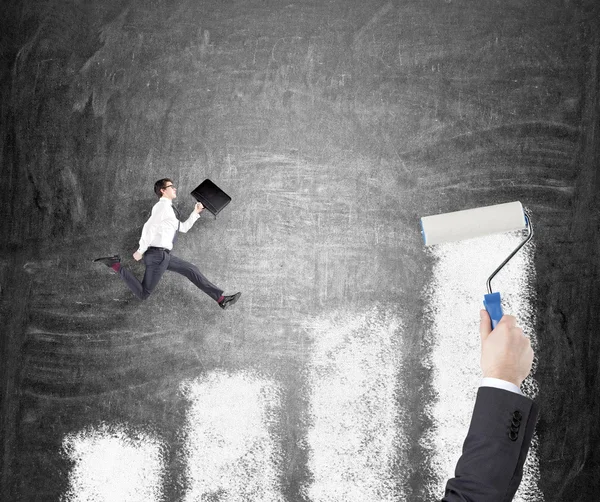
[1,0,599,500]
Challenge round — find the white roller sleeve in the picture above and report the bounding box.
[420,201,527,246]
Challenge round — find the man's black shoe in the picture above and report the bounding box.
[219,292,241,310]
[93,255,121,267]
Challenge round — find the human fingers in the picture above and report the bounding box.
[479,309,492,340]
[512,326,524,337]
[497,314,518,330]
[518,338,534,382]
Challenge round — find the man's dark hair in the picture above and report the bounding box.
[154,178,173,198]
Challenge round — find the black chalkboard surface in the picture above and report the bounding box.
[191,179,231,216]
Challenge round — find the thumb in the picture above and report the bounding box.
[479,309,492,340]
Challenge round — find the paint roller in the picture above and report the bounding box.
[420,201,533,328]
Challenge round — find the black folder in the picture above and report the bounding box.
[190,179,231,216]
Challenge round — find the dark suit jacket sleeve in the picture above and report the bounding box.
[442,386,539,502]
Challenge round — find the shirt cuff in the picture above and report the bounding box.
[479,377,522,395]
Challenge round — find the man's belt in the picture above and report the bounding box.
[148,246,170,253]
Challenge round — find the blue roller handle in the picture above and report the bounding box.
[483,292,503,329]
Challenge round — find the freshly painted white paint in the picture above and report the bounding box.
[61,423,165,502]
[180,370,284,502]
[303,308,404,502]
[423,231,542,501]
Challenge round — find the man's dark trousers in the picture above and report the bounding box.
[119,247,223,301]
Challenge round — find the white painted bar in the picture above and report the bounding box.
[62,423,165,502]
[304,308,404,502]
[180,370,283,502]
[424,232,542,501]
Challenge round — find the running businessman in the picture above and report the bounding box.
[94,178,241,309]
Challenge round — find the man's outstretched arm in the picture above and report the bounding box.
[442,312,538,502]
[178,202,204,233]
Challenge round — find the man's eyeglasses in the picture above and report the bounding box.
[164,185,176,189]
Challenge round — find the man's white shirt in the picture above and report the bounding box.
[480,377,523,395]
[137,197,199,254]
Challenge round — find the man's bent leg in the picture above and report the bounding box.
[167,254,224,301]
[119,249,169,300]
[118,266,145,299]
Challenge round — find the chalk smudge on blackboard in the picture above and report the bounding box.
[303,308,404,501]
[180,371,283,502]
[62,423,165,502]
[423,231,543,501]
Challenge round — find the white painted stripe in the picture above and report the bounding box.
[61,423,165,502]
[304,308,404,502]
[180,370,283,502]
[424,231,543,501]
